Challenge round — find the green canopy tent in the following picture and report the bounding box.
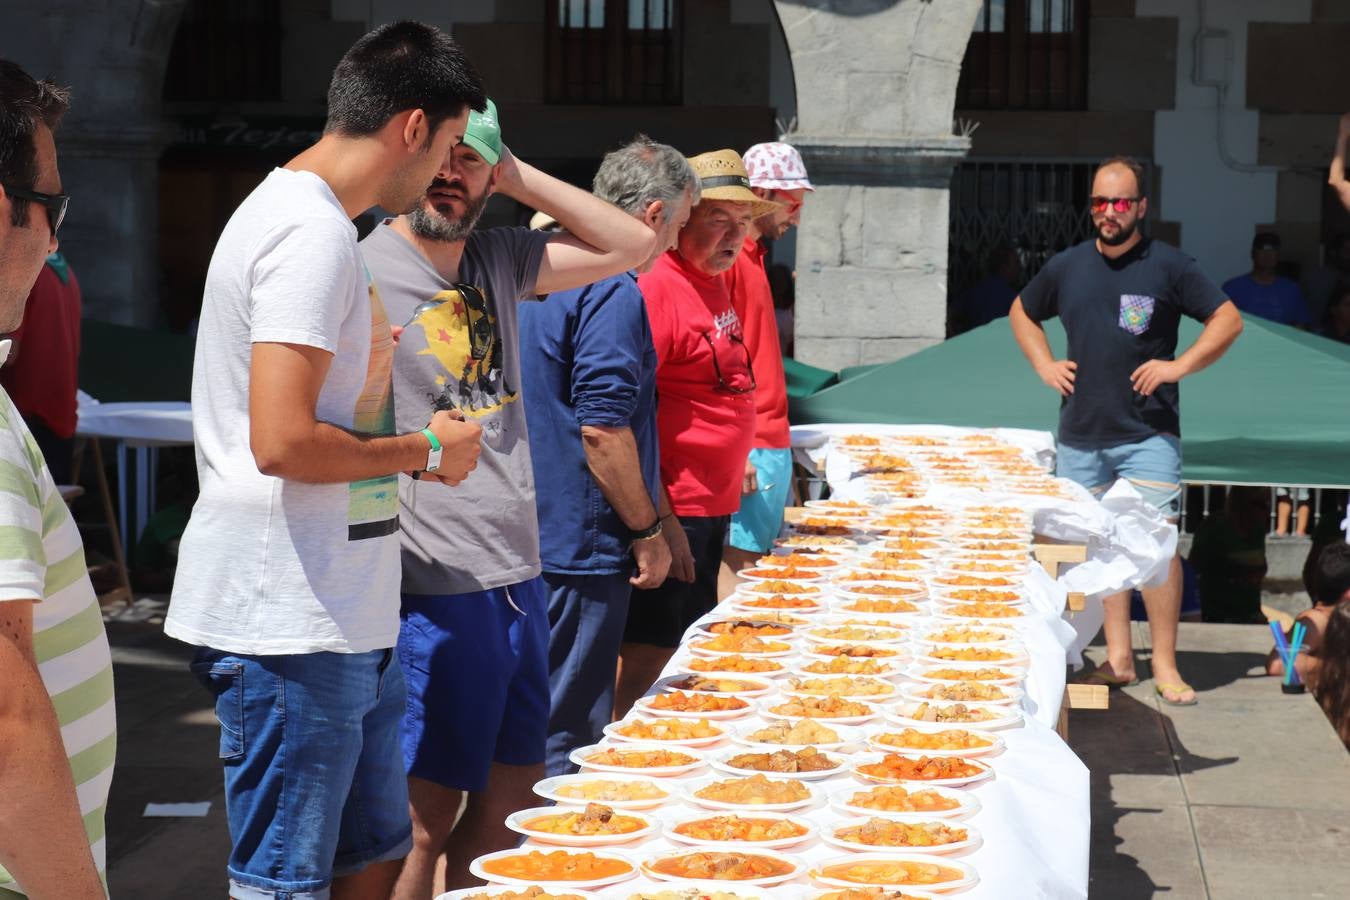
[790,316,1350,488]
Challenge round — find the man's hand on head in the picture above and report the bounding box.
[1036,359,1077,397]
[1130,359,1186,397]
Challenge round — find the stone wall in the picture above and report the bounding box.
[774,0,982,368]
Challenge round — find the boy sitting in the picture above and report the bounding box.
[1267,541,1350,689]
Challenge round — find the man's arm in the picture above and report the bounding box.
[1330,113,1350,212]
[493,148,655,295]
[581,425,671,589]
[249,342,482,484]
[1130,301,1243,397]
[1008,297,1077,396]
[0,600,106,900]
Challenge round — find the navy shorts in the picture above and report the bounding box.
[398,577,551,792]
[192,648,411,900]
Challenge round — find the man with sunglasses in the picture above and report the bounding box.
[359,100,654,897]
[0,60,113,900]
[1009,155,1244,708]
[716,142,813,599]
[615,149,780,714]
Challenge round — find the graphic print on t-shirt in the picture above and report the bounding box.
[348,276,400,541]
[410,285,516,418]
[1118,293,1156,335]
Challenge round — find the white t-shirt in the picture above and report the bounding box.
[166,168,401,655]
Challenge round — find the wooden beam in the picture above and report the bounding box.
[1066,683,1109,710]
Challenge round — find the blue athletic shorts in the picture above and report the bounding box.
[398,577,550,792]
[191,648,411,900]
[1056,434,1182,520]
[729,447,794,553]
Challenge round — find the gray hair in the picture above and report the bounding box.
[593,134,699,224]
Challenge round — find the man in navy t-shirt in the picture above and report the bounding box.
[519,137,698,776]
[1009,156,1244,707]
[1222,232,1311,327]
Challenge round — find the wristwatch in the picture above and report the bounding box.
[420,428,443,473]
[630,517,663,544]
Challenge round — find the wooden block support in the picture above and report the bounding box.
[1066,683,1110,710]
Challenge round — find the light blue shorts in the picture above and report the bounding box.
[729,447,794,553]
[1056,434,1182,520]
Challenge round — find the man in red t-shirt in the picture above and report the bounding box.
[616,149,781,712]
[1,252,81,483]
[716,143,813,597]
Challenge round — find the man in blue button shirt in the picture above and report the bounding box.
[1222,232,1311,328]
[519,136,699,776]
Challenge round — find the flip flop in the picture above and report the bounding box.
[1079,666,1138,689]
[1155,682,1198,706]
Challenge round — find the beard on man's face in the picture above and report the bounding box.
[408,179,490,243]
[1096,217,1137,247]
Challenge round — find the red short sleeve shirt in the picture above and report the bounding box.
[2,263,81,438]
[727,237,790,449]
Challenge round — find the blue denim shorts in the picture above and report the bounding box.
[399,577,551,792]
[191,648,411,900]
[729,448,795,553]
[1056,433,1183,519]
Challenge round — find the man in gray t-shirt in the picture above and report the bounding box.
[359,100,655,896]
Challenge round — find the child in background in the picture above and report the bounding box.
[1315,603,1350,747]
[1267,542,1350,689]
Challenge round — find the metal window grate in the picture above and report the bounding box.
[545,0,682,105]
[957,0,1088,110]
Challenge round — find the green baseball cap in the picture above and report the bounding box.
[461,98,501,165]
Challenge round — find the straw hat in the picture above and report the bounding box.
[688,149,782,218]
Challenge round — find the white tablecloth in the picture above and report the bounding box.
[75,400,193,446]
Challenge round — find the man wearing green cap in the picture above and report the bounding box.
[360,100,654,897]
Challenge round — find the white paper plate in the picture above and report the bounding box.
[800,643,911,664]
[687,638,797,659]
[709,745,848,781]
[774,536,858,552]
[912,644,1030,668]
[692,621,800,642]
[569,743,708,777]
[780,675,900,703]
[602,717,730,748]
[788,889,941,900]
[888,701,1024,731]
[896,681,1024,706]
[759,697,882,727]
[633,693,757,720]
[803,624,908,645]
[850,751,994,788]
[736,580,829,598]
[663,811,818,851]
[640,848,806,887]
[656,673,777,699]
[468,847,638,889]
[598,879,782,899]
[532,773,675,810]
[678,774,822,812]
[821,819,983,856]
[729,719,865,752]
[790,657,905,679]
[738,567,829,584]
[914,625,1018,646]
[505,806,659,847]
[865,726,1005,759]
[672,655,793,679]
[906,663,1025,687]
[725,598,830,616]
[808,854,978,893]
[827,783,981,821]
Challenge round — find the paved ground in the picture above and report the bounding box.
[100,613,1349,898]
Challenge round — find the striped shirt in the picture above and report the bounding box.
[0,387,116,896]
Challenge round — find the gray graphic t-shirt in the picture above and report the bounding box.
[360,221,552,594]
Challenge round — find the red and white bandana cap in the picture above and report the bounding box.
[743,142,815,192]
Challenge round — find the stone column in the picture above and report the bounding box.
[1,0,186,326]
[772,0,981,369]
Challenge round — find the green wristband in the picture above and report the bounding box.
[420,427,442,451]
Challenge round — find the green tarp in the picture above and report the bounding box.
[790,317,1350,488]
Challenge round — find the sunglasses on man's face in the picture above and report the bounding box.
[2,184,68,235]
[1089,196,1140,215]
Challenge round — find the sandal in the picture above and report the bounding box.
[1155,681,1198,706]
[1078,665,1139,689]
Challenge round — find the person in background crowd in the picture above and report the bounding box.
[615,149,775,715]
[519,136,697,777]
[1329,112,1350,212]
[360,100,654,897]
[717,141,811,599]
[0,58,114,900]
[1267,542,1350,695]
[1222,233,1311,328]
[165,24,488,900]
[1300,233,1350,326]
[1009,154,1243,707]
[952,243,1020,335]
[1188,486,1270,624]
[0,250,80,484]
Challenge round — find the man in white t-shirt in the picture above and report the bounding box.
[0,60,115,900]
[164,23,487,900]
